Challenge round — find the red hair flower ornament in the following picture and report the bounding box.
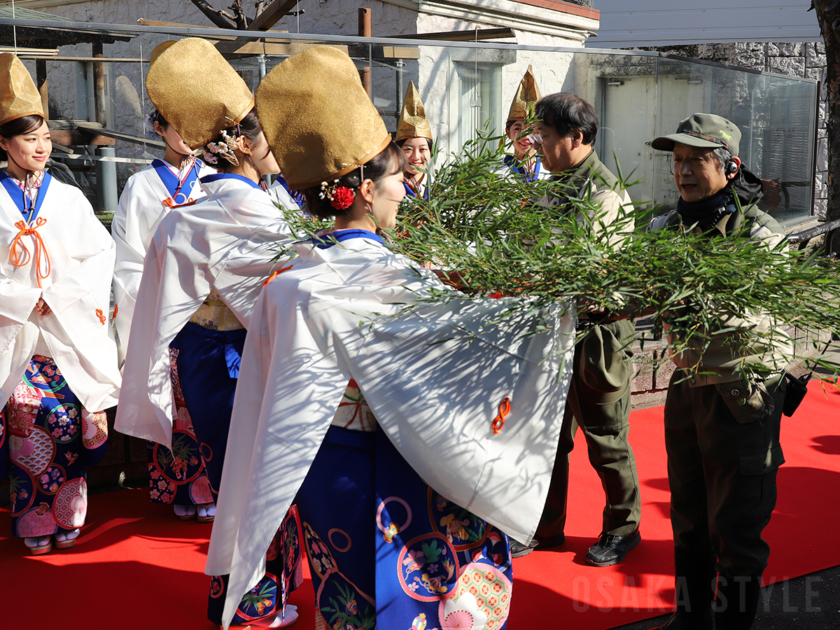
[320,179,355,210]
[330,186,355,210]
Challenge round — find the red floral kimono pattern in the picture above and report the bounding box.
[2,355,108,537]
[145,348,214,506]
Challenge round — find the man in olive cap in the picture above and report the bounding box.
[649,113,789,630]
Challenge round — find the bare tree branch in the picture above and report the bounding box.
[190,0,237,29]
[229,0,250,29]
[255,1,266,18]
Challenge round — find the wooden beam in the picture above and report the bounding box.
[137,18,214,28]
[382,28,516,42]
[35,59,48,121]
[215,40,347,56]
[359,8,372,96]
[73,121,165,149]
[47,121,116,147]
[17,56,150,63]
[92,42,106,127]
[137,18,239,40]
[248,0,300,31]
[0,47,58,57]
[378,46,420,60]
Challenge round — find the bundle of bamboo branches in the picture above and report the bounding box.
[278,135,840,381]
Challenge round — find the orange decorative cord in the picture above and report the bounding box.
[383,522,400,543]
[492,397,511,435]
[9,218,51,287]
[262,264,293,286]
[112,304,118,319]
[95,309,106,325]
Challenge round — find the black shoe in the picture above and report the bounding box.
[653,548,716,630]
[510,539,540,558]
[586,530,641,566]
[714,574,762,630]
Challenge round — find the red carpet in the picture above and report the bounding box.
[2,381,839,630]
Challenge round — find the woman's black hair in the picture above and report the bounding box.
[150,109,168,128]
[0,114,46,161]
[206,109,264,171]
[535,93,598,145]
[302,141,407,219]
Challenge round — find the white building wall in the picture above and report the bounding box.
[24,0,590,182]
[413,12,582,158]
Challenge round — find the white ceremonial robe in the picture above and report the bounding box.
[207,236,576,627]
[0,176,120,411]
[114,175,297,448]
[111,160,215,364]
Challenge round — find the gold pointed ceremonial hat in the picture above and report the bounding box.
[507,65,542,123]
[0,53,44,127]
[395,81,432,142]
[256,46,391,190]
[150,40,176,66]
[145,38,255,149]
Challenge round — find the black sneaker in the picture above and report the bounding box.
[586,531,641,566]
[510,539,540,558]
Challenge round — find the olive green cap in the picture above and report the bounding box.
[651,113,741,156]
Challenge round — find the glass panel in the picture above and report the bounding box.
[0,17,816,225]
[579,50,817,223]
[746,73,817,225]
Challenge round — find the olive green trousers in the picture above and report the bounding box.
[664,371,786,578]
[536,319,642,542]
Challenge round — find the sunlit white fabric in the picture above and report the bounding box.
[114,176,297,448]
[207,237,576,628]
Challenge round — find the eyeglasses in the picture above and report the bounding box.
[669,154,717,175]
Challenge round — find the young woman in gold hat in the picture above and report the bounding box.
[499,66,547,182]
[395,81,433,199]
[112,44,217,523]
[113,38,301,628]
[0,54,120,556]
[117,108,217,523]
[208,46,577,630]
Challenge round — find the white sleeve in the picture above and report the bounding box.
[111,176,149,362]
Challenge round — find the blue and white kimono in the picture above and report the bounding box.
[208,228,577,629]
[0,170,120,541]
[500,154,547,183]
[115,171,302,626]
[404,177,429,200]
[112,157,214,362]
[112,157,216,508]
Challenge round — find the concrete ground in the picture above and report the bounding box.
[612,565,840,629]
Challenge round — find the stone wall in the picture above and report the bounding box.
[640,42,827,220]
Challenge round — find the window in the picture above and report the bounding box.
[455,62,503,151]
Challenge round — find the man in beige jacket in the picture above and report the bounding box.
[516,92,642,567]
